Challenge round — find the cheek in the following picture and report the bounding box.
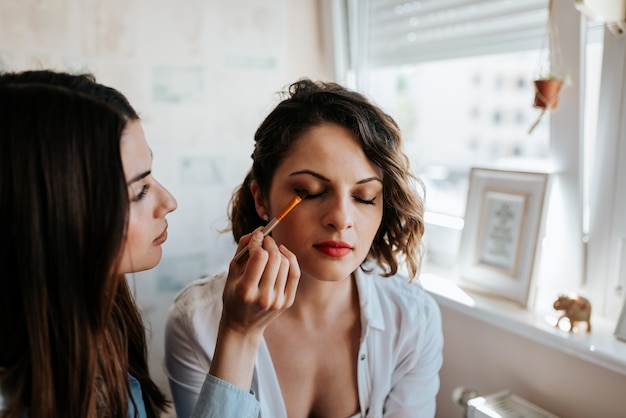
[272,212,304,240]
[359,205,384,235]
[268,211,309,251]
[117,210,152,273]
[125,206,145,245]
[117,226,140,274]
[123,221,142,256]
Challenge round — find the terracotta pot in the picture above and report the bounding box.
[533,78,563,110]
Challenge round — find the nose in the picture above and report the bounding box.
[323,194,353,231]
[157,182,177,215]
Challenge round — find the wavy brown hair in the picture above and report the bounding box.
[229,79,425,280]
[0,72,168,417]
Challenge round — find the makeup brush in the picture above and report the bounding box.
[233,193,304,263]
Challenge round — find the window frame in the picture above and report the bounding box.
[328,0,626,323]
[587,31,626,319]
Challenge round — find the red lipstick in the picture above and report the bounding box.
[313,241,352,257]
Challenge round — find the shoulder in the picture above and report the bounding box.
[360,268,440,319]
[171,272,227,311]
[167,272,227,328]
[357,267,442,346]
[165,272,227,350]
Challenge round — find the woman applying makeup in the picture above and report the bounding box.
[165,79,444,418]
[0,70,299,418]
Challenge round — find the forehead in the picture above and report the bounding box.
[288,124,355,155]
[278,123,381,178]
[120,120,151,180]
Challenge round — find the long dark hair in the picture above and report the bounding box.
[229,79,425,279]
[0,72,168,417]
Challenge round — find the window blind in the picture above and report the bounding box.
[353,0,550,68]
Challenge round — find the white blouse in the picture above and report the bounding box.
[164,265,443,418]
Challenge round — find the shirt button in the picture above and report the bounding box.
[360,354,366,361]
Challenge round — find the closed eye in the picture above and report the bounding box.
[295,188,325,199]
[133,184,150,201]
[305,191,325,199]
[296,188,377,205]
[354,195,376,205]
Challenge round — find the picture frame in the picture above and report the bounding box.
[458,168,550,307]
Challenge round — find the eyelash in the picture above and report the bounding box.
[355,196,376,205]
[133,184,150,202]
[295,188,377,205]
[301,190,322,199]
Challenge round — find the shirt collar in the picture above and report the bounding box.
[354,264,386,332]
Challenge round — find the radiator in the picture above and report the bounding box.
[466,390,559,418]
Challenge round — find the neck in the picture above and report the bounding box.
[287,272,359,321]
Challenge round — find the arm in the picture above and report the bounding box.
[167,230,300,418]
[189,374,259,418]
[165,327,260,418]
[208,230,299,389]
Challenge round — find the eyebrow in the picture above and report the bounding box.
[289,169,382,184]
[126,150,154,186]
[128,170,151,185]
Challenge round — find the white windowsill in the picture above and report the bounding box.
[419,272,626,377]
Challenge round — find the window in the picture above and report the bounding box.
[334,0,623,322]
[364,51,549,220]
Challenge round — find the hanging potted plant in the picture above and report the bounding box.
[533,74,563,110]
[529,0,569,134]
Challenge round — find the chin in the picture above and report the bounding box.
[141,257,162,272]
[298,254,362,281]
[118,254,162,275]
[304,266,356,282]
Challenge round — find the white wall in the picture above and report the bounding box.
[436,305,626,418]
[0,0,332,399]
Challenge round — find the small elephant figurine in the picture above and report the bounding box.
[553,295,592,332]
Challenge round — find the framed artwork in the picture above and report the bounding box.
[458,168,550,307]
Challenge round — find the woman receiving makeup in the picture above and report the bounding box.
[164,79,444,418]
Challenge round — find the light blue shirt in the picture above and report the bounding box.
[129,372,259,418]
[128,374,147,418]
[191,374,260,418]
[0,371,258,418]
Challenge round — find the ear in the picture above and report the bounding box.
[250,180,269,220]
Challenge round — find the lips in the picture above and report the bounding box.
[153,227,168,245]
[313,241,352,257]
